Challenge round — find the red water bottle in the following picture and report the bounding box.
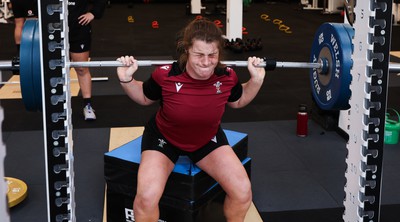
[297,104,308,137]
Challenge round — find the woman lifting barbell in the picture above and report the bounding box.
[116,17,265,222]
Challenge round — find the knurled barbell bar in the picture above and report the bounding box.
[61,60,400,71]
[4,59,398,72]
[1,20,399,112]
[1,58,324,70]
[2,58,398,71]
[65,60,324,69]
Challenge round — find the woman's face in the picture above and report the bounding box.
[186,39,219,80]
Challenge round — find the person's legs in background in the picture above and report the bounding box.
[13,17,24,52]
[70,51,96,121]
[10,0,38,75]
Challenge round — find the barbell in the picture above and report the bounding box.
[0,58,322,69]
[1,20,400,111]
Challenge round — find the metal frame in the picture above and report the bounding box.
[0,0,13,22]
[188,0,243,40]
[37,0,76,221]
[342,0,393,221]
[0,70,10,222]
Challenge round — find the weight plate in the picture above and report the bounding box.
[5,177,28,208]
[310,23,354,110]
[32,20,42,111]
[20,20,42,112]
[20,19,37,111]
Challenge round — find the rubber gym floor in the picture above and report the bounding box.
[1,1,400,221]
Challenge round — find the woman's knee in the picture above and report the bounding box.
[228,179,252,204]
[74,67,89,76]
[134,189,162,211]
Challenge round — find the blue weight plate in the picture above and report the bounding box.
[20,20,37,111]
[309,23,354,110]
[32,20,42,111]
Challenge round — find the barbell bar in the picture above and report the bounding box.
[67,60,400,73]
[3,59,400,72]
[1,59,324,70]
[0,61,19,71]
[66,60,324,69]
[3,59,399,73]
[1,20,400,112]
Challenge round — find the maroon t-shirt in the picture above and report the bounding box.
[143,62,243,152]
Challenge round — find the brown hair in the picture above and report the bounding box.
[176,17,225,70]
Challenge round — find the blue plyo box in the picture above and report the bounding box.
[104,129,251,222]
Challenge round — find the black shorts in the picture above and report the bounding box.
[10,0,38,18]
[69,26,92,53]
[69,38,91,53]
[141,116,229,164]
